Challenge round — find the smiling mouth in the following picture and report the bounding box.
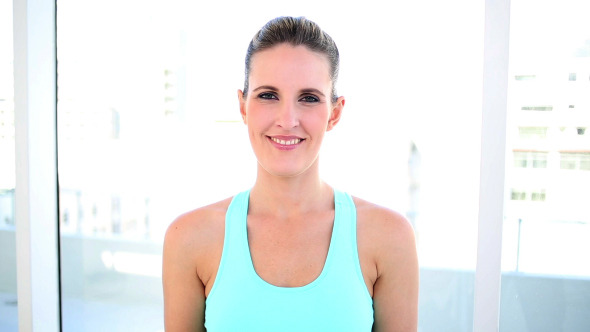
[269,137,304,145]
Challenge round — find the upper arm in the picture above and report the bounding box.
[162,214,207,332]
[358,203,419,332]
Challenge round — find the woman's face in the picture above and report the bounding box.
[239,44,344,179]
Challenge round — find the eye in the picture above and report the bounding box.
[299,95,320,103]
[258,92,278,100]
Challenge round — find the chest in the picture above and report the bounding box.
[204,195,376,331]
[246,214,334,287]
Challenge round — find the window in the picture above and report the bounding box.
[501,0,590,330]
[569,72,577,81]
[521,105,553,111]
[560,153,578,169]
[513,151,528,167]
[510,189,527,200]
[56,0,485,330]
[531,153,548,168]
[518,127,547,139]
[560,152,590,170]
[530,189,546,201]
[509,189,546,202]
[513,151,548,168]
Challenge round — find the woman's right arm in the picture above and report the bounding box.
[162,213,207,332]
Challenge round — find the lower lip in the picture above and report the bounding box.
[267,137,302,151]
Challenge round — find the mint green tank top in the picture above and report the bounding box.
[204,189,374,331]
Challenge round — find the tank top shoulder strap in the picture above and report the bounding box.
[332,189,370,304]
[206,189,250,301]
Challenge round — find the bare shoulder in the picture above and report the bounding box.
[162,197,233,332]
[353,196,416,252]
[352,196,418,284]
[353,196,419,331]
[163,196,233,282]
[165,197,232,247]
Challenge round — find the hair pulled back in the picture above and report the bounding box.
[243,16,340,102]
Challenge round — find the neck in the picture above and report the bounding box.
[249,162,333,219]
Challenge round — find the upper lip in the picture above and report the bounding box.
[267,135,304,140]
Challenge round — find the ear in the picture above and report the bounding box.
[238,89,247,124]
[327,96,345,131]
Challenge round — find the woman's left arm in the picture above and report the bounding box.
[362,206,419,332]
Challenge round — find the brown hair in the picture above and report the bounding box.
[243,16,340,102]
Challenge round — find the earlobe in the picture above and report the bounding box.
[327,96,345,131]
[238,89,247,124]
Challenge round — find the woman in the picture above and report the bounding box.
[163,16,418,331]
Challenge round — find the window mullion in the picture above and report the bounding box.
[14,0,60,330]
[473,0,511,331]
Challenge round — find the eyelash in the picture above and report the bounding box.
[257,92,320,103]
[258,92,278,100]
[299,95,320,103]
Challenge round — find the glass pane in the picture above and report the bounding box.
[0,0,18,330]
[57,1,180,330]
[58,1,483,330]
[501,0,590,330]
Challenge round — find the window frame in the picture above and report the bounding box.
[13,0,60,330]
[472,0,510,330]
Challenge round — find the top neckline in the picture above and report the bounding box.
[240,189,342,292]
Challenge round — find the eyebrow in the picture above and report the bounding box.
[252,85,278,92]
[300,88,326,97]
[252,85,326,97]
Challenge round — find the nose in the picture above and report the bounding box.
[276,101,299,128]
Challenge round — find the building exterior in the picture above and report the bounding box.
[504,52,590,275]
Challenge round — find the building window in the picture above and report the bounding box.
[510,189,546,202]
[560,152,590,170]
[513,151,548,168]
[510,189,527,201]
[515,75,536,81]
[577,127,586,135]
[530,190,546,201]
[560,153,577,169]
[518,127,547,139]
[569,73,577,81]
[521,106,553,111]
[531,152,548,168]
[513,151,528,168]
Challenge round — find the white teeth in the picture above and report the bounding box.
[271,137,302,145]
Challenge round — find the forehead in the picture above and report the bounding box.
[249,44,332,89]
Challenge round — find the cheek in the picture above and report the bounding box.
[246,110,272,137]
[307,111,331,130]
